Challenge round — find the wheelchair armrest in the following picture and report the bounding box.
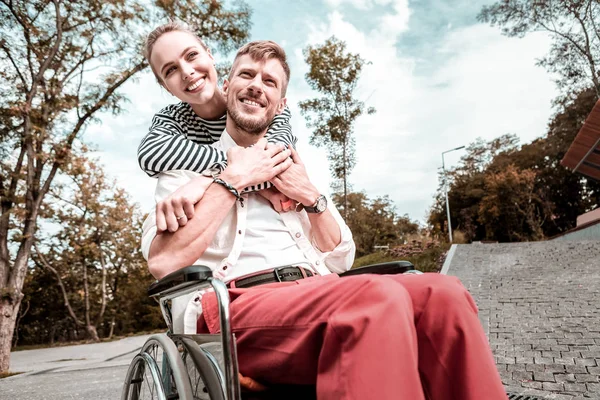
[339,260,415,277]
[147,265,213,298]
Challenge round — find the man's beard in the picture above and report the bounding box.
[227,98,275,135]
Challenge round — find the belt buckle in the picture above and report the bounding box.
[274,267,286,282]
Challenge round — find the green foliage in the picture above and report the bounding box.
[333,191,419,257]
[299,37,375,217]
[479,0,600,99]
[352,242,450,274]
[154,0,251,56]
[478,165,547,241]
[352,252,396,268]
[27,151,156,342]
[429,134,520,241]
[14,268,75,346]
[428,88,600,242]
[401,243,451,273]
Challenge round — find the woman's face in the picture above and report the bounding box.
[150,31,219,105]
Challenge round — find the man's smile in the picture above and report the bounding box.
[239,96,266,108]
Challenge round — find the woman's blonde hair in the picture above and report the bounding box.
[144,21,209,83]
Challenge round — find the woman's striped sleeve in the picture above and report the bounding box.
[264,106,297,148]
[137,108,227,177]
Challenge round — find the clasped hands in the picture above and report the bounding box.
[156,138,318,233]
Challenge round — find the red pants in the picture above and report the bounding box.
[199,273,506,400]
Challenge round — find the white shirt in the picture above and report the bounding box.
[141,130,355,332]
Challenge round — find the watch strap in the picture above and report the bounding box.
[303,194,326,214]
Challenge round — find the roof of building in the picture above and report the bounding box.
[561,99,600,181]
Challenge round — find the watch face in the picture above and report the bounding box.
[316,196,327,212]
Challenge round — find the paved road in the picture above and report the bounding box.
[1,365,129,400]
[447,240,600,400]
[0,334,152,400]
[3,240,599,400]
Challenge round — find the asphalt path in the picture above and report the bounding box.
[0,334,152,400]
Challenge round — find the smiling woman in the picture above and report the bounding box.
[146,29,223,119]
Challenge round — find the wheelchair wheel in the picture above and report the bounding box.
[179,338,225,400]
[122,334,193,400]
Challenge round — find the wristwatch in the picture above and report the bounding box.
[304,194,327,214]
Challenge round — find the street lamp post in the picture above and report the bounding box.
[442,146,465,242]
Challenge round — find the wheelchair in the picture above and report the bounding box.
[121,261,422,400]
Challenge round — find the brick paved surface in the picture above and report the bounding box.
[447,241,600,400]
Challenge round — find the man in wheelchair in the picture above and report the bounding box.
[141,40,506,400]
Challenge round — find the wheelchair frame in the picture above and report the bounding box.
[121,261,419,400]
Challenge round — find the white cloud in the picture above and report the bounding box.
[91,2,557,225]
[295,9,556,222]
[324,0,397,11]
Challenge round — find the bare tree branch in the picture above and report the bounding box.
[26,0,63,107]
[33,244,84,326]
[0,42,28,89]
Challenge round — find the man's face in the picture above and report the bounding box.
[224,54,287,135]
[150,31,218,105]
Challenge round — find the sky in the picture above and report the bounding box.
[84,0,558,223]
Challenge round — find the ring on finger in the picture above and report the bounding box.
[176,215,186,220]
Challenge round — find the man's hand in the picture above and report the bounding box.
[220,138,292,191]
[271,147,320,206]
[258,187,296,212]
[239,373,267,392]
[156,176,213,233]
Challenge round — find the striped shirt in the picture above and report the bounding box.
[137,102,296,193]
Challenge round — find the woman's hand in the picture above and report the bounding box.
[156,176,213,233]
[271,147,319,207]
[221,138,292,191]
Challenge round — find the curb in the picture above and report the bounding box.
[440,244,457,275]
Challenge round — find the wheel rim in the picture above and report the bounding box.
[178,337,225,400]
[182,349,209,400]
[124,354,166,400]
[143,341,179,399]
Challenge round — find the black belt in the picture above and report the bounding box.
[229,266,314,289]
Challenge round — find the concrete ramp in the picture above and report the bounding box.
[445,241,600,400]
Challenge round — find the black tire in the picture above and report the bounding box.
[122,334,193,400]
[178,337,226,400]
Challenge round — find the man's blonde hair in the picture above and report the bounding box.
[144,21,209,84]
[229,40,290,95]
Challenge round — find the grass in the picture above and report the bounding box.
[352,243,452,273]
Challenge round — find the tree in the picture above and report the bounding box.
[479,0,600,99]
[428,134,520,241]
[299,36,375,219]
[0,0,251,373]
[427,88,600,242]
[33,152,147,342]
[14,267,76,347]
[334,192,418,256]
[478,165,548,241]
